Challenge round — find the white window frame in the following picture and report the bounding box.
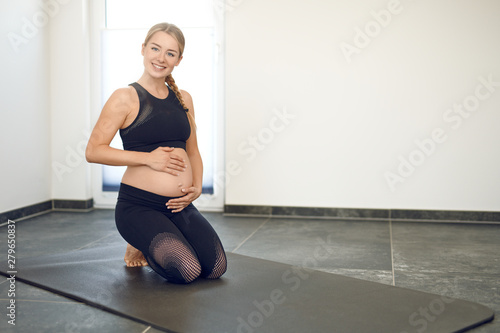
[89,0,225,211]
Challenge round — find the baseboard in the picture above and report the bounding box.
[0,199,94,223]
[224,205,500,223]
[0,201,53,224]
[3,201,499,224]
[390,209,500,223]
[53,199,94,211]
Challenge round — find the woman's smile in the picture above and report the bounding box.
[152,63,166,71]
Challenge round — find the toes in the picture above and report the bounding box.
[125,259,147,267]
[125,259,137,267]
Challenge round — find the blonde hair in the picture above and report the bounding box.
[144,23,195,127]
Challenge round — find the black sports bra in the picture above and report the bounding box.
[120,82,191,152]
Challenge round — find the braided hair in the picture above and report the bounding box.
[165,74,187,110]
[144,23,196,127]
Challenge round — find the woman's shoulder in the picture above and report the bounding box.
[111,86,138,102]
[180,89,193,107]
[108,86,139,107]
[180,88,191,98]
[103,86,139,114]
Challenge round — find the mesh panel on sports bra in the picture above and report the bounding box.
[148,232,201,284]
[120,102,154,137]
[119,82,190,152]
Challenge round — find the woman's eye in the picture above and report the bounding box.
[152,47,159,51]
[168,52,174,57]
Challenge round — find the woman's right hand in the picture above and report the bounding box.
[146,147,187,176]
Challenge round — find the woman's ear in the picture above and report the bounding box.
[175,55,183,67]
[141,43,145,56]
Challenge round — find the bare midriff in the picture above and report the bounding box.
[121,147,192,197]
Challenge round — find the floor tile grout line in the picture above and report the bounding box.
[231,217,271,253]
[0,298,82,304]
[74,232,115,251]
[141,326,152,333]
[389,212,396,287]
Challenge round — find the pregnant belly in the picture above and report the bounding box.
[121,148,193,197]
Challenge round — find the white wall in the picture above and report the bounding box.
[2,0,499,215]
[225,0,500,211]
[0,0,52,212]
[0,0,92,214]
[49,0,92,201]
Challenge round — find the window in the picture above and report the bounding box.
[91,0,224,209]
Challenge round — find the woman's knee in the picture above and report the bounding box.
[204,250,228,279]
[168,263,201,284]
[149,232,202,283]
[148,254,202,284]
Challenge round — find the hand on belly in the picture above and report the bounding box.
[122,148,193,197]
[146,147,187,176]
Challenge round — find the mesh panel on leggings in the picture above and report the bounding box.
[148,232,201,284]
[205,235,227,279]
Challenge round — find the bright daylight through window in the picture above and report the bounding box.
[101,0,218,194]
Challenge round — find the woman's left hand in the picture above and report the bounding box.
[166,186,202,213]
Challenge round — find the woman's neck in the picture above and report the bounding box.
[137,74,169,93]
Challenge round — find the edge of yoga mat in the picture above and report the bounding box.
[1,246,495,333]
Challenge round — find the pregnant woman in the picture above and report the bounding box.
[85,22,227,284]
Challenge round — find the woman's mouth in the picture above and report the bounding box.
[152,63,166,70]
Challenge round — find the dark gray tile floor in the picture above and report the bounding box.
[0,209,498,333]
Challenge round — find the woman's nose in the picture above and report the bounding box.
[156,53,166,63]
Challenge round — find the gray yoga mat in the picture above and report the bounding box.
[0,245,494,333]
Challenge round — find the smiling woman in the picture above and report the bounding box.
[86,22,227,284]
[97,0,220,206]
[118,25,194,198]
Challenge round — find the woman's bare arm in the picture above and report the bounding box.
[85,87,186,175]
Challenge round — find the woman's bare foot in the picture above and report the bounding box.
[124,243,148,267]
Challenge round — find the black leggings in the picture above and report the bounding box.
[115,183,227,284]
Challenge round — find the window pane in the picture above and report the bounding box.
[106,0,214,29]
[101,3,216,194]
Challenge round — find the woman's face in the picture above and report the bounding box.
[141,31,183,79]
